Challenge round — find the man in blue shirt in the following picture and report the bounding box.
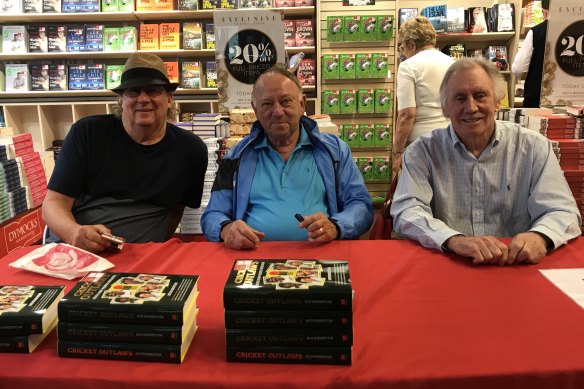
[202,65,373,249]
[391,58,581,265]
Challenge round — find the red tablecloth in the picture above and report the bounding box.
[0,238,583,389]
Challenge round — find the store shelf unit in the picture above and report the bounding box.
[318,0,397,200]
[0,6,316,155]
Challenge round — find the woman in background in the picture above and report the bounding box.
[392,16,454,175]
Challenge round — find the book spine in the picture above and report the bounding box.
[58,340,183,363]
[224,310,352,329]
[0,336,34,353]
[57,303,185,325]
[225,328,353,347]
[58,321,184,344]
[0,322,42,335]
[223,290,353,311]
[226,346,352,365]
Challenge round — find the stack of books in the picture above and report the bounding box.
[0,285,64,353]
[527,114,580,140]
[223,259,353,365]
[192,113,224,139]
[57,272,200,363]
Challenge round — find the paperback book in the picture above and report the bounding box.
[225,328,353,346]
[0,319,57,353]
[0,285,64,335]
[225,309,352,329]
[58,272,199,325]
[398,8,418,29]
[223,259,352,310]
[421,4,447,33]
[226,346,351,365]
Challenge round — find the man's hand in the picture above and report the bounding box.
[297,212,338,243]
[221,220,265,250]
[444,235,510,265]
[508,232,549,265]
[68,224,113,253]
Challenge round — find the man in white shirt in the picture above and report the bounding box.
[512,0,549,107]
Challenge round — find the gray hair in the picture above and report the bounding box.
[439,57,506,107]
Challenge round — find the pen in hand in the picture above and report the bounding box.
[294,214,304,223]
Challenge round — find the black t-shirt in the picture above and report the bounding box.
[48,114,208,242]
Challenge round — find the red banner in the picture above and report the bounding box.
[0,208,44,259]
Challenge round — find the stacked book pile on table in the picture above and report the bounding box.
[559,106,584,226]
[223,259,353,365]
[0,285,64,353]
[57,272,199,363]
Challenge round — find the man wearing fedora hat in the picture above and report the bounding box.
[42,53,208,253]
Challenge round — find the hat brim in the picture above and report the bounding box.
[112,77,179,94]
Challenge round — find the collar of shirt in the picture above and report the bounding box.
[254,124,312,152]
[447,122,502,159]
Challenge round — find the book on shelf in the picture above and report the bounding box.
[204,23,215,49]
[446,7,465,33]
[86,64,104,90]
[226,346,352,365]
[48,25,66,52]
[284,20,295,47]
[0,285,64,336]
[442,43,466,61]
[49,63,67,91]
[0,319,57,353]
[239,0,272,7]
[494,3,515,32]
[420,4,447,33]
[58,308,199,344]
[27,25,48,53]
[42,0,60,12]
[103,27,121,51]
[467,7,488,33]
[181,61,201,89]
[30,63,50,92]
[204,61,217,88]
[398,8,418,29]
[85,25,104,52]
[223,259,352,310]
[154,0,173,10]
[58,319,197,363]
[159,23,180,50]
[66,25,85,52]
[183,22,203,50]
[178,0,198,10]
[164,61,179,84]
[296,58,315,86]
[119,26,137,51]
[225,309,352,329]
[5,64,29,92]
[2,25,27,54]
[58,272,199,325]
[2,0,23,12]
[68,64,87,90]
[295,19,314,47]
[275,0,294,6]
[139,23,159,50]
[226,328,353,347]
[487,45,508,71]
[101,0,118,12]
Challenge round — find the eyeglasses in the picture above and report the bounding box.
[123,85,168,98]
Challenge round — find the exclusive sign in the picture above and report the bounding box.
[214,9,285,113]
[541,2,584,106]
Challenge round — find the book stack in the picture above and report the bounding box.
[563,167,584,222]
[192,112,223,139]
[229,108,256,137]
[527,114,580,140]
[0,285,64,353]
[223,259,353,365]
[57,272,200,363]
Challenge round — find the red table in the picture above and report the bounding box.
[0,238,583,389]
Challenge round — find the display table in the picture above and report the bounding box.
[1,238,583,389]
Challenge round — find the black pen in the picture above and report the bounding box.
[294,214,304,222]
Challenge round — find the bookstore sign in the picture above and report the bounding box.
[214,9,285,112]
[541,2,584,106]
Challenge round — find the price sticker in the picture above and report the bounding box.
[224,29,277,84]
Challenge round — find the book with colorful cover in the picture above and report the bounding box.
[0,319,57,353]
[226,345,352,365]
[447,7,465,33]
[58,308,198,344]
[58,272,199,325]
[223,259,352,310]
[225,309,352,329]
[0,285,64,335]
[58,319,197,363]
[226,328,353,346]
[139,23,159,50]
[204,22,215,49]
[159,22,180,50]
[183,22,202,50]
[398,8,418,29]
[420,4,447,33]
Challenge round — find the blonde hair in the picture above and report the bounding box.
[398,16,437,50]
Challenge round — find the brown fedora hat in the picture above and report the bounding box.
[112,52,179,94]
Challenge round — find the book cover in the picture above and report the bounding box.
[239,0,271,7]
[5,64,29,92]
[159,23,180,50]
[178,0,198,10]
[181,61,200,89]
[105,64,124,90]
[421,4,447,33]
[66,25,85,52]
[27,25,48,53]
[219,0,235,8]
[355,53,371,79]
[377,15,393,42]
[68,64,87,90]
[360,16,378,42]
[487,45,508,71]
[23,0,43,12]
[201,0,219,8]
[284,19,295,47]
[371,52,388,78]
[447,7,465,33]
[164,61,179,84]
[49,63,67,91]
[2,25,26,54]
[495,3,515,32]
[0,319,56,353]
[48,25,67,52]
[226,346,352,365]
[374,88,392,113]
[468,7,488,33]
[223,259,352,310]
[339,89,356,115]
[398,8,418,29]
[117,0,133,11]
[296,58,315,86]
[183,22,202,50]
[204,61,217,88]
[119,26,137,51]
[294,19,314,47]
[139,23,159,50]
[225,309,352,329]
[567,105,584,117]
[135,0,154,10]
[343,15,360,42]
[86,64,104,90]
[204,22,215,49]
[358,88,374,114]
[1,0,23,12]
[442,43,466,60]
[42,0,61,12]
[104,27,121,51]
[339,53,355,79]
[226,328,353,347]
[0,285,64,335]
[326,16,343,42]
[101,0,117,11]
[58,320,197,363]
[154,0,173,10]
[58,272,199,325]
[85,25,104,52]
[58,308,198,344]
[30,63,50,91]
